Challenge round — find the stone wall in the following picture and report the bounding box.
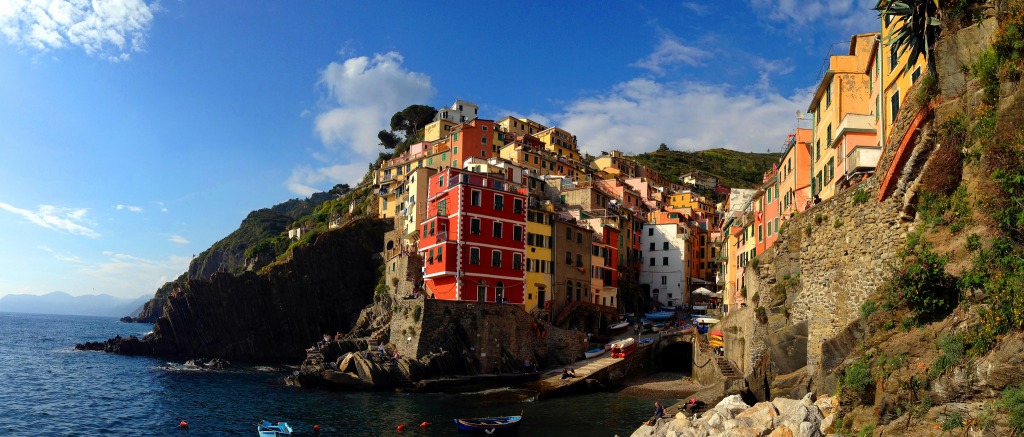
[389,297,587,373]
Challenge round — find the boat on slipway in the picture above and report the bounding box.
[644,311,675,321]
[610,337,637,358]
[585,347,606,359]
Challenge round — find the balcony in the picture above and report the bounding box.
[831,113,876,148]
[845,146,882,175]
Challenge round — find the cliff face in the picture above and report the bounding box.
[112,218,390,362]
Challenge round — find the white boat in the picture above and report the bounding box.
[257,421,292,437]
[585,347,606,359]
[693,317,720,325]
[608,321,630,333]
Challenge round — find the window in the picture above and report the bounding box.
[826,82,832,107]
[470,218,481,235]
[495,282,504,302]
[815,140,821,162]
[662,257,668,266]
[438,175,445,187]
[827,124,832,146]
[513,253,523,270]
[494,194,504,211]
[649,242,655,251]
[470,247,480,264]
[514,198,523,214]
[438,199,447,216]
[912,67,922,84]
[493,222,502,238]
[650,257,655,266]
[513,225,522,242]
[471,190,481,206]
[428,248,434,264]
[661,276,667,285]
[890,90,901,124]
[477,283,486,302]
[648,228,654,236]
[566,251,573,265]
[889,45,898,72]
[566,281,573,301]
[491,250,502,267]
[436,246,443,262]
[663,242,669,250]
[576,232,582,244]
[566,228,572,240]
[482,137,487,145]
[576,254,583,267]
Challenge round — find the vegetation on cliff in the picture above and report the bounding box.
[632,147,782,189]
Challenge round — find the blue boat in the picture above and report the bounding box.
[454,411,523,434]
[638,337,655,347]
[257,421,292,437]
[644,311,675,321]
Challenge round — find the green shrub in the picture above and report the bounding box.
[857,424,874,437]
[882,320,897,331]
[755,307,768,324]
[941,412,964,431]
[859,300,877,319]
[1003,383,1024,433]
[412,305,422,323]
[852,188,869,205]
[973,47,1002,105]
[815,214,826,225]
[750,257,760,271]
[885,236,959,322]
[915,72,938,106]
[947,186,972,233]
[834,219,843,229]
[966,233,982,251]
[843,358,873,394]
[929,332,967,380]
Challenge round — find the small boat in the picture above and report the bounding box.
[454,412,523,434]
[585,347,606,359]
[257,421,293,437]
[644,311,675,321]
[658,305,677,312]
[652,323,665,332]
[610,337,637,358]
[608,321,630,333]
[638,337,655,347]
[693,317,720,325]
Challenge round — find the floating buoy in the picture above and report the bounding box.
[313,424,320,433]
[397,424,406,432]
[420,421,431,427]
[179,420,188,429]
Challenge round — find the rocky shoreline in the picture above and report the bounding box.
[627,393,836,437]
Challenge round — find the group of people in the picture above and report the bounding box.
[646,398,706,426]
[560,368,577,379]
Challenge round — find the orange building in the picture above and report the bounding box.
[779,128,813,218]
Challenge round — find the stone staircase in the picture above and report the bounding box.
[717,356,740,380]
[385,361,413,388]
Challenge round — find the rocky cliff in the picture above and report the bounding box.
[99,217,390,362]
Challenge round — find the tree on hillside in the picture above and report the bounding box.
[657,143,670,153]
[378,130,401,149]
[390,104,437,137]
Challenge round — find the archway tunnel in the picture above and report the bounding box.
[658,341,693,374]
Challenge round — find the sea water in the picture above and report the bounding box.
[0,312,676,436]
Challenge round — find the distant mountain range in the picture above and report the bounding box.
[0,291,151,318]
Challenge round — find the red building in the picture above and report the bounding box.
[419,167,527,304]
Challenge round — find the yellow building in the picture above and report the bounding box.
[535,126,580,162]
[423,119,457,142]
[807,33,878,201]
[374,142,452,219]
[877,3,930,146]
[497,116,547,137]
[524,206,554,314]
[669,190,714,216]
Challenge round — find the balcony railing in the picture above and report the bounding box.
[845,146,882,174]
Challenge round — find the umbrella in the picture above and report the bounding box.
[692,287,712,296]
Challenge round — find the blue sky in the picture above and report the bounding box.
[0,0,877,299]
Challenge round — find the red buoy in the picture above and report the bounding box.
[313,424,320,433]
[397,424,406,432]
[179,421,188,429]
[420,421,431,427]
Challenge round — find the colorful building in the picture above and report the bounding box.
[876,2,930,144]
[641,220,691,308]
[779,128,813,218]
[418,167,527,304]
[807,33,878,202]
[524,204,554,314]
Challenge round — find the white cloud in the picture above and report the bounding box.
[38,245,81,262]
[749,0,878,34]
[631,32,711,75]
[155,201,167,213]
[0,201,99,238]
[287,163,368,197]
[168,235,188,245]
[291,51,435,196]
[0,0,157,61]
[313,51,435,156]
[78,253,190,298]
[552,77,808,156]
[115,204,142,212]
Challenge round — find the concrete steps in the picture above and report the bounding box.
[717,356,740,380]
